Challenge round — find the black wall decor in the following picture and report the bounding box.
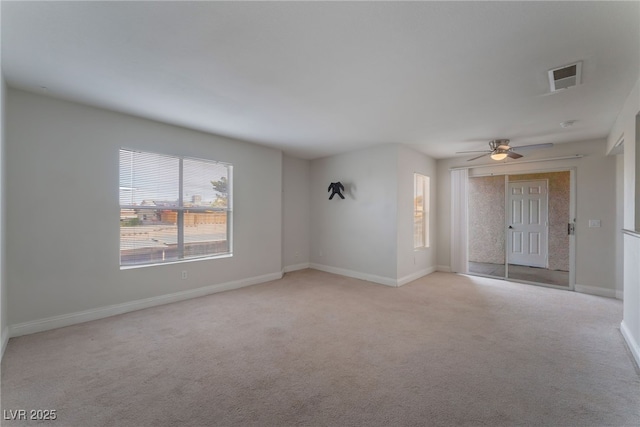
[328,182,345,200]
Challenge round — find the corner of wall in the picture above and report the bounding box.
[1,327,8,359]
[612,75,640,368]
[0,38,7,360]
[282,155,311,271]
[309,263,398,287]
[396,146,438,280]
[607,78,639,153]
[396,266,437,286]
[574,284,617,299]
[283,263,310,273]
[620,320,640,369]
[308,145,400,281]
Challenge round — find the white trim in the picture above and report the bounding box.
[309,263,397,287]
[9,272,282,338]
[437,265,452,273]
[615,290,624,300]
[397,266,436,287]
[283,262,310,273]
[621,320,640,369]
[506,178,550,269]
[574,284,617,299]
[1,327,8,360]
[568,168,577,291]
[308,264,436,287]
[622,228,640,238]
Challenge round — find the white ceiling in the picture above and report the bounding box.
[2,1,639,160]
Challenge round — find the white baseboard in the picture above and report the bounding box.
[437,265,452,273]
[9,271,283,338]
[620,320,640,369]
[1,327,8,361]
[397,266,437,287]
[309,263,397,287]
[615,289,624,300]
[283,262,310,273]
[574,284,617,299]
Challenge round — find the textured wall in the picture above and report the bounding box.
[468,172,570,271]
[469,176,505,264]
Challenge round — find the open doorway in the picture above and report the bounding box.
[467,171,572,288]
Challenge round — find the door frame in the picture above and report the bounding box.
[467,167,576,291]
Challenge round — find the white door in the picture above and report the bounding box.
[508,180,548,268]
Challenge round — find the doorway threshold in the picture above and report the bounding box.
[468,262,569,287]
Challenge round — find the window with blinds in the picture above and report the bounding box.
[414,173,430,249]
[119,148,232,267]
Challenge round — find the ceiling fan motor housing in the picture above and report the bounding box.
[490,139,510,151]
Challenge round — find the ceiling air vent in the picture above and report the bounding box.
[548,61,582,92]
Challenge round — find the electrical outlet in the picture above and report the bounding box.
[181,271,188,279]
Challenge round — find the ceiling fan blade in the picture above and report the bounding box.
[467,153,491,162]
[510,143,554,150]
[456,150,492,154]
[507,151,523,159]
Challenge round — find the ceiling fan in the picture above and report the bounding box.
[457,139,554,162]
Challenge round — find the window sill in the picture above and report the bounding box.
[623,229,640,239]
[120,253,233,270]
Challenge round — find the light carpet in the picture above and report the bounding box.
[2,269,639,426]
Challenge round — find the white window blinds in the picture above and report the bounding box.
[119,148,232,267]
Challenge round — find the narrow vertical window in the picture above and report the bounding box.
[414,173,430,249]
[119,148,232,267]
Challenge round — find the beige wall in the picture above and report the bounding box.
[282,155,311,271]
[309,144,437,286]
[468,176,504,264]
[0,49,6,357]
[396,145,437,282]
[310,145,400,283]
[6,89,283,329]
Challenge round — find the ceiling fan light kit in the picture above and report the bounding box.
[490,151,509,161]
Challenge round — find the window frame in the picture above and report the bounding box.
[119,148,233,268]
[413,173,430,250]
